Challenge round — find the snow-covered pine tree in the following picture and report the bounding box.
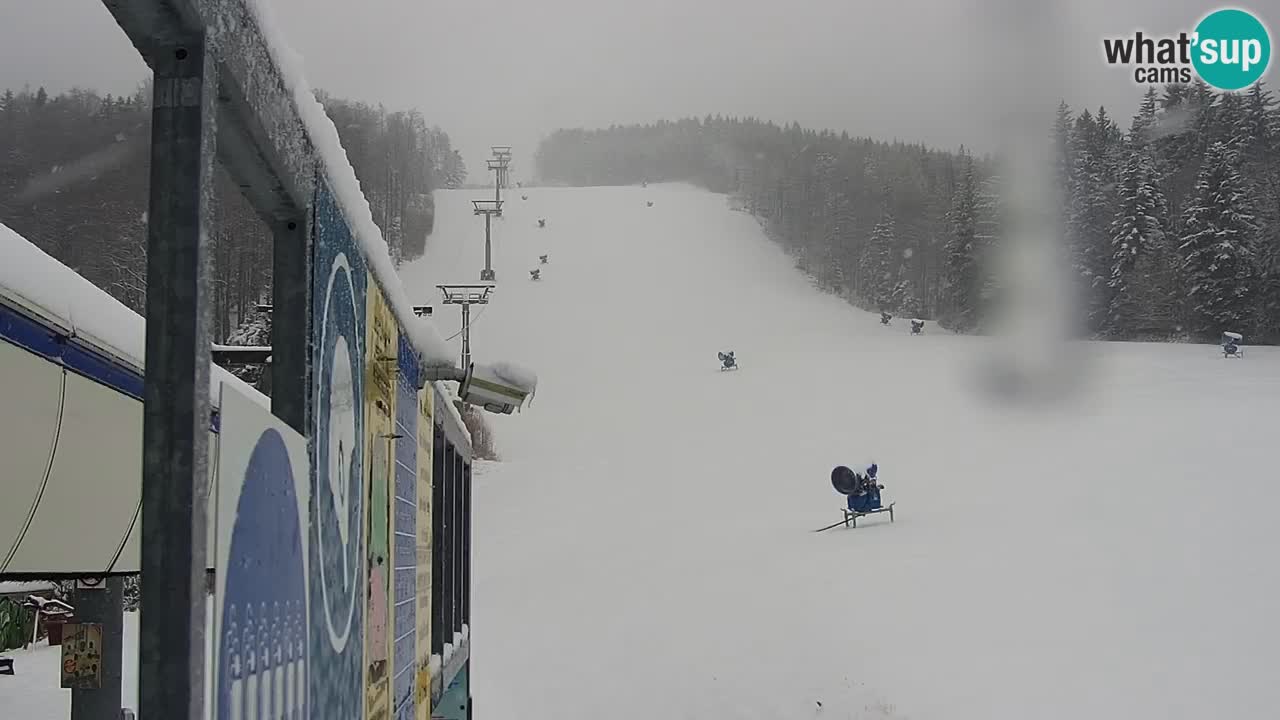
[890,274,920,316]
[860,212,898,308]
[1106,149,1170,334]
[1066,108,1124,332]
[944,158,981,331]
[223,309,273,393]
[829,185,856,296]
[1239,83,1279,338]
[1053,101,1073,216]
[1179,141,1260,336]
[1128,87,1159,149]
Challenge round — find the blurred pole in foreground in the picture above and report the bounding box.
[977,0,1091,408]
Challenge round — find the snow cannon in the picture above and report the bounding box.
[717,350,738,371]
[539,254,548,264]
[646,201,654,207]
[522,194,529,200]
[529,269,541,281]
[457,362,537,415]
[880,311,892,325]
[831,465,860,495]
[1222,331,1243,358]
[818,464,895,531]
[910,319,925,335]
[537,218,546,228]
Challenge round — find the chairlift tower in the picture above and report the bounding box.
[437,284,494,371]
[486,156,510,206]
[490,145,512,189]
[472,199,503,281]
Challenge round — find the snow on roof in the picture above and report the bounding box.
[0,580,56,597]
[0,223,267,410]
[435,381,473,445]
[244,0,453,369]
[490,361,538,395]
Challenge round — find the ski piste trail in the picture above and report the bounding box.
[1,183,1276,719]
[403,183,1280,720]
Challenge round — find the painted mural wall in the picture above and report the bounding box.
[393,334,421,720]
[364,281,397,720]
[415,384,434,720]
[309,179,367,720]
[211,175,462,720]
[213,384,310,720]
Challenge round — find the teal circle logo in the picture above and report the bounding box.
[1192,9,1271,90]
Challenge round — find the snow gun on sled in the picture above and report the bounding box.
[718,351,738,371]
[880,311,892,325]
[814,464,896,532]
[1222,331,1244,358]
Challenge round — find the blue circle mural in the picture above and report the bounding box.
[310,182,367,718]
[315,252,363,653]
[217,429,307,719]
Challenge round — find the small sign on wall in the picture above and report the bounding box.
[60,623,103,689]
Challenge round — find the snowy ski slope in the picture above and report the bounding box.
[401,183,1280,720]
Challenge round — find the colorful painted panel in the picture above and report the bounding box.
[310,178,367,720]
[414,384,434,719]
[213,384,310,720]
[60,623,103,689]
[392,333,420,720]
[364,279,397,720]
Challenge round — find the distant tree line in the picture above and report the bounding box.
[536,82,1280,341]
[0,84,465,342]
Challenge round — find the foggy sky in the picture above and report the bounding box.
[0,0,1274,178]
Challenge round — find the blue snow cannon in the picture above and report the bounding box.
[819,464,896,531]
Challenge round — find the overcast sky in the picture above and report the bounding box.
[1,0,1274,178]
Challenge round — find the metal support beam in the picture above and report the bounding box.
[460,303,471,371]
[70,579,125,720]
[462,463,471,627]
[271,216,312,433]
[452,451,464,637]
[431,425,446,655]
[211,344,272,365]
[482,213,493,281]
[139,35,215,720]
[101,0,316,223]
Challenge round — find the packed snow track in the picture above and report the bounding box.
[419,183,1277,719]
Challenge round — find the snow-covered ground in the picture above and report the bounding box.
[401,183,1280,720]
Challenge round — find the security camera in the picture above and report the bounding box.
[457,362,537,415]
